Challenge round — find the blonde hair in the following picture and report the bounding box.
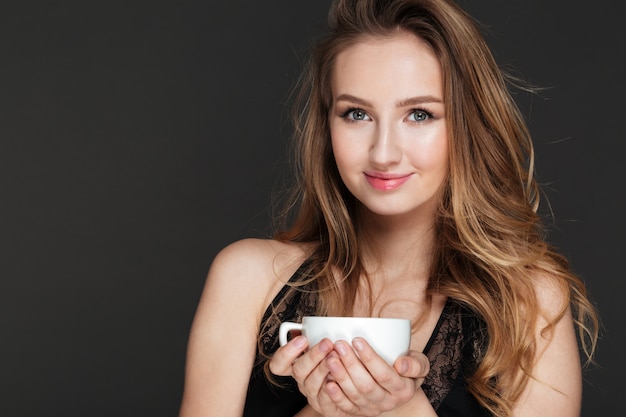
[270,0,599,415]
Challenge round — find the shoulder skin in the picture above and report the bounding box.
[178,238,310,417]
[511,272,582,417]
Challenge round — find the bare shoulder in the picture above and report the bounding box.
[207,238,312,316]
[212,238,309,276]
[527,270,571,319]
[210,238,311,284]
[179,239,313,416]
[511,272,582,415]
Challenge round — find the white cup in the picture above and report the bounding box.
[279,316,411,365]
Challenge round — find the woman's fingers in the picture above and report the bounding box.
[324,338,425,414]
[268,335,308,376]
[291,338,333,380]
[271,336,427,416]
[340,340,388,395]
[293,339,334,399]
[394,350,430,381]
[283,338,336,413]
[325,339,390,414]
[324,349,367,414]
[352,338,421,410]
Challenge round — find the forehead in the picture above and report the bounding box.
[331,32,443,100]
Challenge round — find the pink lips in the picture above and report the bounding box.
[364,171,412,191]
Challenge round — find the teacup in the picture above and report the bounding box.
[279,316,411,365]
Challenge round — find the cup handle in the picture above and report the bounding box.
[279,322,303,346]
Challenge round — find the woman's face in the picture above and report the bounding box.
[329,32,448,221]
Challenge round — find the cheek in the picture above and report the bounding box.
[408,135,449,172]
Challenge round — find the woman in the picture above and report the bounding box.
[178,0,599,416]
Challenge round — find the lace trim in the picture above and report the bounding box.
[422,302,464,409]
[259,261,318,357]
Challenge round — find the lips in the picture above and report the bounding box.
[364,171,412,191]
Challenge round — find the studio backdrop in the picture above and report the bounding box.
[0,1,623,415]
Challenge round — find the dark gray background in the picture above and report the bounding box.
[0,1,623,415]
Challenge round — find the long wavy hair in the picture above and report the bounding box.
[268,0,599,415]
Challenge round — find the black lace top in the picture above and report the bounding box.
[243,262,492,416]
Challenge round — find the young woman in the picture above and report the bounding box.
[178,0,599,416]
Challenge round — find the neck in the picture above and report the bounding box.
[357,207,437,285]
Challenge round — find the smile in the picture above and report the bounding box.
[364,172,413,191]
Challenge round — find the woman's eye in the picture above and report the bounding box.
[409,109,432,122]
[342,108,370,121]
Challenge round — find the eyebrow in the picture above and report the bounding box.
[335,94,443,108]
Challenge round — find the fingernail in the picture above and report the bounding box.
[334,341,348,356]
[319,339,332,353]
[293,336,306,348]
[352,338,365,352]
[326,382,338,395]
[399,359,409,374]
[326,357,340,372]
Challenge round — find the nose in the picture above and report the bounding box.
[369,122,401,167]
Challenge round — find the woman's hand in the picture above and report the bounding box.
[276,336,428,417]
[269,335,335,388]
[314,337,429,416]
